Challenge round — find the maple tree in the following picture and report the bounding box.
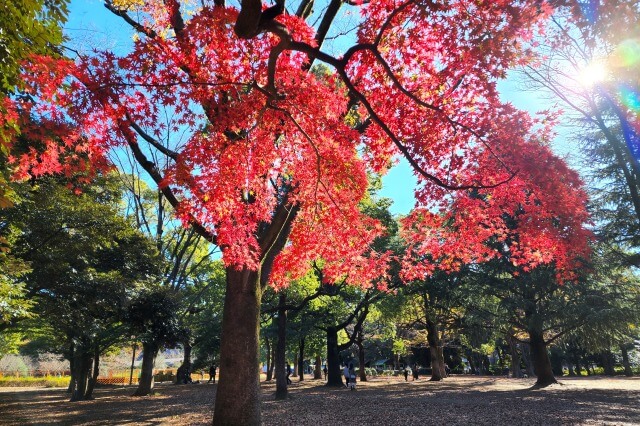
[6,0,591,423]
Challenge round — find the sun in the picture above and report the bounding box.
[577,60,608,87]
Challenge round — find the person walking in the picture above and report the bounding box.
[343,364,350,387]
[403,366,409,381]
[286,363,292,385]
[208,364,217,383]
[323,365,328,380]
[413,364,419,381]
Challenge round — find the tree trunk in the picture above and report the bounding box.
[176,340,192,384]
[437,346,446,378]
[508,335,522,378]
[213,268,263,426]
[620,344,633,377]
[574,359,582,376]
[274,292,288,400]
[84,345,100,400]
[466,349,477,375]
[528,330,557,387]
[314,355,322,379]
[268,345,276,380]
[426,321,443,381]
[264,336,273,381]
[134,341,159,396]
[292,352,299,377]
[298,337,305,382]
[521,344,535,377]
[70,339,93,402]
[601,349,615,376]
[66,340,75,393]
[357,331,367,382]
[326,326,343,387]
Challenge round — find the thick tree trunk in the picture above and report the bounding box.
[426,321,443,381]
[84,345,100,399]
[176,340,192,384]
[528,330,557,387]
[521,344,535,377]
[298,337,305,382]
[326,326,343,387]
[437,346,446,378]
[274,293,288,400]
[357,331,367,382]
[620,344,633,377]
[134,341,159,396]
[213,268,263,426]
[314,354,322,379]
[70,340,93,402]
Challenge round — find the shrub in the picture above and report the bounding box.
[0,375,70,387]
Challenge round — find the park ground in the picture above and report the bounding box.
[1,376,639,425]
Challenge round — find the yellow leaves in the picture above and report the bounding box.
[111,0,145,11]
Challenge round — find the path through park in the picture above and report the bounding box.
[1,376,639,425]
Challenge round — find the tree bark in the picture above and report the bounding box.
[274,292,288,400]
[66,340,75,393]
[437,346,446,377]
[70,339,93,402]
[84,345,100,399]
[528,330,557,387]
[357,331,367,382]
[601,349,615,376]
[298,337,305,382]
[325,326,343,387]
[508,334,522,378]
[176,340,192,384]
[134,341,159,396]
[521,344,535,377]
[620,344,634,377]
[213,267,263,425]
[314,354,322,379]
[292,352,299,377]
[264,336,273,381]
[426,321,443,381]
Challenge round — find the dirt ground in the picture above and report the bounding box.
[1,375,639,425]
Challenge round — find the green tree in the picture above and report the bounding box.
[2,176,161,400]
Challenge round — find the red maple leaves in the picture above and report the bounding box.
[5,1,591,287]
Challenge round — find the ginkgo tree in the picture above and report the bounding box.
[7,1,590,424]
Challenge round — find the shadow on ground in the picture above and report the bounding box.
[1,376,639,425]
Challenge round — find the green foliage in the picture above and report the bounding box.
[0,0,69,93]
[126,288,183,347]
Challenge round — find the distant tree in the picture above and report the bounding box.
[2,176,160,400]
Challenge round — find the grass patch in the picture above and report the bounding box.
[0,375,70,388]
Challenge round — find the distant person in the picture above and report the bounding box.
[323,365,328,380]
[403,366,409,381]
[343,364,350,387]
[444,363,451,376]
[348,363,356,390]
[208,364,217,383]
[286,364,292,385]
[413,364,419,380]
